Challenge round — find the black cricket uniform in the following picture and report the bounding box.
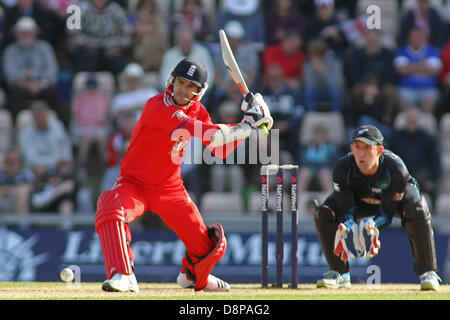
[328,149,420,229]
[314,149,437,276]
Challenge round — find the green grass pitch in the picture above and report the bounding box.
[0,282,449,300]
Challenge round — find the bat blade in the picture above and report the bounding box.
[219,29,249,95]
[219,29,269,136]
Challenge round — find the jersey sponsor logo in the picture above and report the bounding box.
[187,64,197,77]
[393,192,405,201]
[172,110,187,121]
[361,197,381,205]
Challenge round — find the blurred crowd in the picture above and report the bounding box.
[0,0,449,220]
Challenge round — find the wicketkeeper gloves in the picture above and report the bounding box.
[334,218,381,261]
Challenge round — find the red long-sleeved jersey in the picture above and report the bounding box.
[119,92,238,188]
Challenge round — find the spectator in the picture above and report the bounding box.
[212,20,259,99]
[259,63,304,157]
[0,149,34,214]
[264,0,307,45]
[2,0,64,49]
[101,113,136,191]
[263,29,306,90]
[131,0,168,72]
[29,159,76,215]
[303,38,344,112]
[399,0,447,49]
[394,27,442,113]
[70,73,110,171]
[437,39,450,118]
[347,74,393,140]
[67,0,131,75]
[208,100,244,196]
[111,62,158,122]
[2,17,64,124]
[169,0,216,45]
[296,123,337,192]
[305,0,348,58]
[217,0,265,51]
[18,101,73,170]
[355,0,399,50]
[346,29,396,124]
[41,0,80,17]
[159,26,215,93]
[388,107,441,202]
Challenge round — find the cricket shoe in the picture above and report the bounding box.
[176,271,230,292]
[177,270,194,289]
[102,273,139,293]
[420,271,441,291]
[316,271,351,289]
[203,274,230,292]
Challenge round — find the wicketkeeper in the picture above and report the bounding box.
[94,58,273,292]
[314,125,441,290]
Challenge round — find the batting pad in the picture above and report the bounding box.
[95,191,134,279]
[194,223,227,291]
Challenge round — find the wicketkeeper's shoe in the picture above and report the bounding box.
[316,271,351,289]
[420,271,441,291]
[102,273,139,293]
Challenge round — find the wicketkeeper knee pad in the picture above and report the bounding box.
[313,202,349,274]
[95,190,134,278]
[184,223,227,291]
[313,201,336,222]
[402,196,430,223]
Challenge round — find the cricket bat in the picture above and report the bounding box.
[219,29,269,136]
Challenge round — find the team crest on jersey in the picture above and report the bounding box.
[172,110,187,121]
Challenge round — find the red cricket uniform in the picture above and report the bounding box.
[96,91,238,279]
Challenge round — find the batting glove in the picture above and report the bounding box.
[241,93,273,131]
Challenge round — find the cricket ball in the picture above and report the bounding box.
[60,267,74,282]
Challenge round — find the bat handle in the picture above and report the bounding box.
[245,92,270,136]
[260,124,269,136]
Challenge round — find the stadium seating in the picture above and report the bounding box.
[72,72,116,100]
[0,109,12,166]
[393,111,438,135]
[201,191,244,213]
[435,193,450,215]
[299,112,346,147]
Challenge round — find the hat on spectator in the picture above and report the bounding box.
[123,63,145,79]
[224,0,259,16]
[315,0,334,6]
[224,20,245,39]
[14,16,38,32]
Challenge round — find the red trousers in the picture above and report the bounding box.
[96,176,213,278]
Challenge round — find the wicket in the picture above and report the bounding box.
[260,164,299,288]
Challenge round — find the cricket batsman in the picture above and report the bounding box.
[313,125,441,290]
[94,58,273,292]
